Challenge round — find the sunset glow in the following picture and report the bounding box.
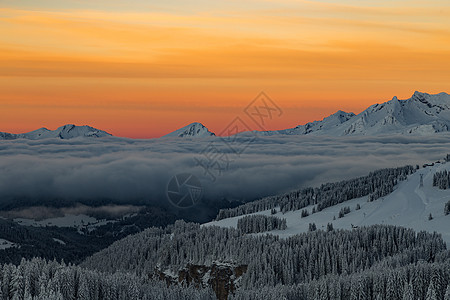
[1,0,449,138]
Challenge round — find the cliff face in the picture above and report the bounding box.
[156,263,248,300]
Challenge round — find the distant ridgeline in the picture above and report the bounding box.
[216,165,415,220]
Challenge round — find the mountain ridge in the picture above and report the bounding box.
[259,91,450,136]
[2,91,449,140]
[0,124,112,140]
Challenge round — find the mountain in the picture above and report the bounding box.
[163,122,215,138]
[0,124,112,140]
[260,110,356,136]
[259,91,450,136]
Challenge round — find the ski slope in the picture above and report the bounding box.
[206,163,450,245]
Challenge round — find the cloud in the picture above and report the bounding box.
[0,134,449,214]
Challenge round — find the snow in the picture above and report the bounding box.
[163,122,216,138]
[260,110,356,136]
[257,91,450,137]
[0,239,17,250]
[1,92,449,140]
[0,124,112,140]
[14,214,116,233]
[15,214,98,227]
[205,163,450,246]
[52,238,66,245]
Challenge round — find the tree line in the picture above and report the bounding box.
[433,170,450,190]
[236,215,287,234]
[216,165,415,220]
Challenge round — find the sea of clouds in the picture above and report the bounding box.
[1,134,449,214]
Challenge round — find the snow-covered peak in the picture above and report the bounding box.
[53,124,111,139]
[410,91,450,108]
[0,124,112,140]
[342,91,450,135]
[259,109,356,136]
[258,91,450,136]
[326,110,356,123]
[163,122,215,138]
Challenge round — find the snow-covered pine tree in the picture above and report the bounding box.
[444,284,450,300]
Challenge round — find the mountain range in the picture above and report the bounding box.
[1,91,449,140]
[260,91,450,136]
[0,124,111,140]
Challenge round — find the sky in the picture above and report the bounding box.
[1,0,449,138]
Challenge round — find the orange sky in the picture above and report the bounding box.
[1,0,449,138]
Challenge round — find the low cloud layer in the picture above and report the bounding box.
[1,134,449,213]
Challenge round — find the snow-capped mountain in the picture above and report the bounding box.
[260,110,356,136]
[0,124,112,140]
[163,122,215,138]
[260,91,450,136]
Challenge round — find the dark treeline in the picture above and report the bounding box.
[0,206,180,265]
[216,165,415,220]
[339,206,351,218]
[236,215,287,234]
[433,170,450,190]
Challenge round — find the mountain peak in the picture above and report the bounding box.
[258,91,450,137]
[330,110,355,123]
[163,122,216,138]
[0,124,112,140]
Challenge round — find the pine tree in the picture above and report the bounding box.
[386,273,397,300]
[444,284,450,300]
[402,282,414,300]
[327,223,334,232]
[426,281,439,300]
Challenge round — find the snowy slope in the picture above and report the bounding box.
[14,214,116,234]
[0,239,17,250]
[206,162,450,245]
[0,124,112,140]
[259,110,356,136]
[258,91,450,136]
[163,122,216,138]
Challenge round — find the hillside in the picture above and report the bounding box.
[207,162,450,245]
